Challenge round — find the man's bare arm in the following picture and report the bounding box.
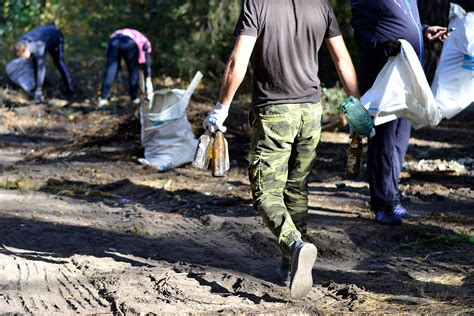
[325,35,360,98]
[218,35,257,106]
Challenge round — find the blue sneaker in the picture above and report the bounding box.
[375,209,402,226]
[393,204,407,217]
[393,204,420,219]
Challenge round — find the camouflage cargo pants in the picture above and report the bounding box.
[248,102,322,262]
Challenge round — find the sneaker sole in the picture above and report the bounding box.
[290,243,317,299]
[375,219,402,226]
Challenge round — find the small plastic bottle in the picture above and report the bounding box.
[346,134,363,177]
[192,132,214,170]
[212,131,226,177]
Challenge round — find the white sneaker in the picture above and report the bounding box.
[132,97,141,105]
[98,97,109,107]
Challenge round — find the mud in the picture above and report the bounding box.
[0,89,472,314]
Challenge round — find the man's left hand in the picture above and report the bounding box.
[425,26,450,42]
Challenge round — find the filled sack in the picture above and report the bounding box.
[432,3,474,119]
[6,58,35,93]
[361,40,442,129]
[138,72,202,171]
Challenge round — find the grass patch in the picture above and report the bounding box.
[118,225,152,237]
[396,231,473,252]
[45,184,120,199]
[0,177,42,191]
[44,178,121,199]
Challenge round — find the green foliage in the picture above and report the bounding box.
[322,84,347,115]
[0,0,62,56]
[1,177,41,190]
[0,0,356,94]
[151,0,241,80]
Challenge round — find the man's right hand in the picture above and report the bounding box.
[34,89,43,104]
[384,39,401,57]
[203,101,230,133]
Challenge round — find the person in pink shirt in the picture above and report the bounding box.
[98,28,153,107]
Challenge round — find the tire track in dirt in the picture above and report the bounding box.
[63,261,109,309]
[0,248,111,314]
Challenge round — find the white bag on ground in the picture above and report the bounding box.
[6,58,35,93]
[432,3,474,119]
[361,40,442,129]
[139,72,203,171]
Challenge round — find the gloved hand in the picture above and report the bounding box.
[34,89,43,104]
[145,77,153,96]
[350,124,376,138]
[384,39,401,57]
[203,101,230,133]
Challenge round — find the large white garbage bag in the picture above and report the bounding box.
[432,3,474,119]
[6,58,35,93]
[361,40,442,129]
[139,72,203,171]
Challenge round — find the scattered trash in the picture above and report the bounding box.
[193,130,230,177]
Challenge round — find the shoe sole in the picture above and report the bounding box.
[375,219,402,226]
[290,243,317,299]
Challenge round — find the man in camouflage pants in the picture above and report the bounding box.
[203,0,359,299]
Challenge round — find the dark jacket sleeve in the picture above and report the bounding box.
[351,0,386,55]
[143,43,152,78]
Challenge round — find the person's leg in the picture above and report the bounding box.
[100,37,121,99]
[50,33,74,95]
[367,119,398,211]
[367,118,408,224]
[249,104,317,298]
[249,104,301,252]
[122,38,139,100]
[283,102,322,256]
[392,118,411,213]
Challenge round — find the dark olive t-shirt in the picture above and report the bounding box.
[234,0,341,108]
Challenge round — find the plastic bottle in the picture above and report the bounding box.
[192,132,214,170]
[341,96,375,138]
[346,134,363,177]
[212,131,226,177]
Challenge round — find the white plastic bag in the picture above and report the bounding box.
[361,40,442,129]
[6,58,35,93]
[432,3,474,119]
[138,71,203,171]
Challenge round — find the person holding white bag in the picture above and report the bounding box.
[352,0,450,226]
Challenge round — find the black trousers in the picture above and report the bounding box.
[50,33,74,94]
[367,118,411,212]
[101,35,139,99]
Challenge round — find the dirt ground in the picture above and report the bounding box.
[0,88,473,314]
